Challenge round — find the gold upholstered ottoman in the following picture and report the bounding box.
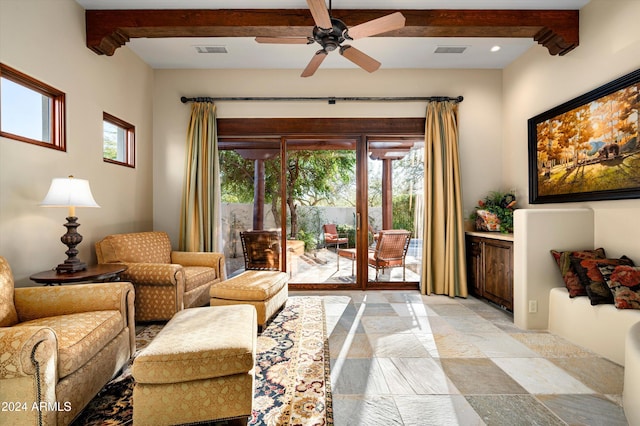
[131,305,257,426]
[210,270,288,329]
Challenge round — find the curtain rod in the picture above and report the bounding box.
[180,96,463,105]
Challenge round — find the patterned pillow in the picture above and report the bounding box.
[550,248,606,297]
[604,265,640,310]
[571,256,635,305]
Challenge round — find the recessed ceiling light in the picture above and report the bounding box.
[490,45,501,52]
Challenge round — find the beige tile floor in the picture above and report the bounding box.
[291,290,629,426]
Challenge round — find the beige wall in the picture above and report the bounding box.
[153,68,504,244]
[2,0,637,287]
[507,0,640,331]
[503,0,640,259]
[0,0,154,285]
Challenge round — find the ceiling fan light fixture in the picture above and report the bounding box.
[260,0,405,77]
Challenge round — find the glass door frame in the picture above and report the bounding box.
[280,135,362,290]
[217,117,425,291]
[362,136,422,291]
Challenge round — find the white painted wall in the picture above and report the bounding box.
[502,0,640,218]
[506,0,640,330]
[152,68,504,244]
[2,0,637,295]
[0,0,154,285]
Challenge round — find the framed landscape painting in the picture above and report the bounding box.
[528,68,640,203]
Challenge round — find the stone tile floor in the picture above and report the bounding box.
[291,290,628,426]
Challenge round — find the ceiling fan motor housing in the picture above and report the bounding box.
[313,18,348,51]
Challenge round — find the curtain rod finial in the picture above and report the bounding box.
[181,96,189,104]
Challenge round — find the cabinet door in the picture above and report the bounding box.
[482,239,513,310]
[466,237,484,297]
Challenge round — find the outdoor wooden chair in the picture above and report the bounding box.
[368,229,411,280]
[240,230,281,270]
[323,223,348,251]
[368,222,380,245]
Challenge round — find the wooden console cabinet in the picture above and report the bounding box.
[466,232,514,311]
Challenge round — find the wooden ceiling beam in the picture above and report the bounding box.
[86,8,579,57]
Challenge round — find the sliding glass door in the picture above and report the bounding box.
[284,138,359,287]
[219,140,281,277]
[367,139,424,287]
[217,118,425,289]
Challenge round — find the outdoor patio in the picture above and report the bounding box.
[226,242,422,284]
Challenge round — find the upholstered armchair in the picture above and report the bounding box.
[0,256,135,426]
[95,231,226,321]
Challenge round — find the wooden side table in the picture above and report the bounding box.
[30,264,128,286]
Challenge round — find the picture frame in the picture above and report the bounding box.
[528,68,640,204]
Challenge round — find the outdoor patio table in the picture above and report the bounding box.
[337,248,357,275]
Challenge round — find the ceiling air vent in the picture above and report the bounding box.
[194,45,228,54]
[434,46,467,54]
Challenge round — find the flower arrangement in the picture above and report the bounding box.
[471,191,517,233]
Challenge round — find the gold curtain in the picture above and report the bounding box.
[179,102,223,252]
[421,101,467,297]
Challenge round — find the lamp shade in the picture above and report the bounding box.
[39,176,100,208]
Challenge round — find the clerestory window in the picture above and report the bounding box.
[103,112,135,168]
[0,63,65,150]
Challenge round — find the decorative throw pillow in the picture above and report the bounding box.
[605,265,640,310]
[571,256,635,305]
[550,248,606,297]
[597,263,623,288]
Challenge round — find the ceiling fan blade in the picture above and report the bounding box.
[306,0,332,29]
[255,36,311,44]
[301,50,328,78]
[347,12,406,40]
[340,45,381,73]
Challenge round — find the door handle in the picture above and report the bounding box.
[356,213,361,231]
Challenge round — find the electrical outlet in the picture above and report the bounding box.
[528,300,538,313]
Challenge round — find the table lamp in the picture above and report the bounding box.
[39,175,100,273]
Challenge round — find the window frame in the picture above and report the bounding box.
[0,63,66,151]
[103,112,135,168]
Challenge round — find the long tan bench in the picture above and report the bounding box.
[210,270,288,329]
[132,305,257,425]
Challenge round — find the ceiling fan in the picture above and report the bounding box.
[255,0,406,77]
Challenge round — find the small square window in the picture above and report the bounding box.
[0,63,65,150]
[103,112,135,168]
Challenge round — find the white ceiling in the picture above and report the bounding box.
[76,0,591,71]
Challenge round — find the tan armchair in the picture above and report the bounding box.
[95,231,226,321]
[0,256,135,426]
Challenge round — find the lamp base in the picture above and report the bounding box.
[56,216,87,274]
[56,260,87,273]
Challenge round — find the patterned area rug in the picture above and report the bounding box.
[71,296,332,426]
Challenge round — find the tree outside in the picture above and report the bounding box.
[220,145,425,252]
[220,149,356,245]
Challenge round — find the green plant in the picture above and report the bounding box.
[392,194,415,234]
[296,229,318,252]
[471,191,517,233]
[336,224,356,248]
